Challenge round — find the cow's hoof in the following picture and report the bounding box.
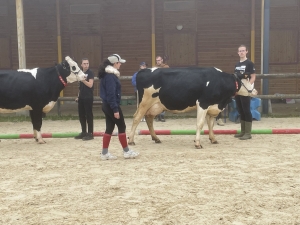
[209,138,218,144]
[195,145,203,149]
[128,142,135,146]
[154,139,161,143]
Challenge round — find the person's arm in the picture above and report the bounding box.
[249,73,256,85]
[132,72,137,87]
[248,61,256,85]
[75,82,80,102]
[105,75,119,113]
[81,71,94,88]
[81,79,94,88]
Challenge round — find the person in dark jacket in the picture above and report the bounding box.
[98,54,139,160]
[74,58,94,140]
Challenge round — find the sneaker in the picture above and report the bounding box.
[82,133,94,141]
[74,132,87,139]
[101,152,117,160]
[217,118,225,126]
[124,149,139,159]
[141,117,146,122]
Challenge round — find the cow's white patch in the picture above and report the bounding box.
[18,68,38,78]
[214,67,222,72]
[0,105,32,113]
[207,104,222,117]
[43,101,56,113]
[206,81,210,86]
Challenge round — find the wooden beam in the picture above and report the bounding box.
[151,0,156,67]
[16,0,26,69]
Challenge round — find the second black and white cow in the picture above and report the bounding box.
[128,67,242,148]
[0,56,87,143]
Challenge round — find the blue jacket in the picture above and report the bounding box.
[100,73,121,113]
[131,71,138,92]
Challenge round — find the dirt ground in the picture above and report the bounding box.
[1,117,300,224]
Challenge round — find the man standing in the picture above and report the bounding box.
[234,45,256,140]
[155,55,169,68]
[74,58,95,141]
[155,56,169,122]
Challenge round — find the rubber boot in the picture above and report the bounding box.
[239,122,252,140]
[217,118,225,126]
[234,120,245,138]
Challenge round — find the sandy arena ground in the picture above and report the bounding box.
[0,117,300,224]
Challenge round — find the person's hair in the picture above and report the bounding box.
[82,58,89,62]
[98,59,113,79]
[156,55,163,59]
[238,45,247,51]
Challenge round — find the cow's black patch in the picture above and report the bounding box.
[152,92,159,98]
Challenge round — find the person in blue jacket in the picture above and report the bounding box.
[98,54,139,160]
[132,62,147,122]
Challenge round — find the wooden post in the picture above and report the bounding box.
[56,0,62,63]
[56,0,64,99]
[16,0,26,69]
[15,0,29,116]
[151,0,156,67]
[251,0,255,63]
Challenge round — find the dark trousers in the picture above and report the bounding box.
[235,95,252,122]
[78,97,94,133]
[216,112,222,120]
[102,102,126,134]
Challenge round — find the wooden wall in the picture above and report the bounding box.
[1,0,299,97]
[0,0,11,69]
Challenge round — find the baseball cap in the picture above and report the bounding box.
[107,54,126,64]
[140,62,147,66]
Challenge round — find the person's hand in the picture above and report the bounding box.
[75,98,78,103]
[114,112,120,119]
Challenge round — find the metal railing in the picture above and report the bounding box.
[57,73,300,115]
[57,95,136,116]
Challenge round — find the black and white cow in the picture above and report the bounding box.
[0,56,87,143]
[128,67,242,148]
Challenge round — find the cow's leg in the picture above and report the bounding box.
[128,105,151,145]
[145,115,161,143]
[206,114,218,144]
[30,110,45,144]
[195,102,208,149]
[29,111,38,142]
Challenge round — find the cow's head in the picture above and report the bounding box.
[64,56,87,83]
